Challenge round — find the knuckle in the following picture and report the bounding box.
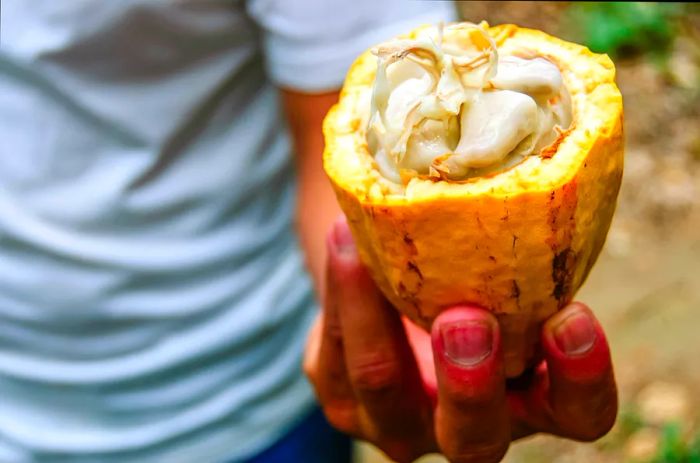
[301,348,320,382]
[323,313,343,342]
[349,353,402,395]
[570,424,612,442]
[572,429,608,443]
[570,407,617,442]
[302,357,317,382]
[445,383,500,410]
[381,442,427,463]
[558,389,618,442]
[322,402,358,435]
[445,441,510,463]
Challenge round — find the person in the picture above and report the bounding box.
[0,1,617,462]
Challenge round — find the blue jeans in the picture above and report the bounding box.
[244,407,353,463]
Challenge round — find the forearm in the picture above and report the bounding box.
[296,161,341,298]
[282,89,342,299]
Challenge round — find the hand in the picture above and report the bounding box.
[304,217,618,463]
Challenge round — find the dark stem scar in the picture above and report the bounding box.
[400,232,426,323]
[551,248,573,304]
[511,279,522,310]
[397,280,427,325]
[512,234,518,258]
[407,261,423,280]
[511,280,521,298]
[403,233,417,254]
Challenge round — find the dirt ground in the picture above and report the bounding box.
[358,2,700,462]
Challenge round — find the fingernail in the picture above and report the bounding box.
[440,320,492,367]
[553,310,597,356]
[333,218,356,254]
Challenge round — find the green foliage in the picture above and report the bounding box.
[649,422,700,463]
[657,422,686,463]
[566,2,683,59]
[687,434,700,463]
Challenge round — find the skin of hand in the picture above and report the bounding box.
[281,88,618,462]
[303,216,619,463]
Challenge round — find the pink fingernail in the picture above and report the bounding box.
[553,311,597,356]
[333,218,356,253]
[440,320,492,367]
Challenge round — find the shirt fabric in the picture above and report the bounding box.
[0,1,455,461]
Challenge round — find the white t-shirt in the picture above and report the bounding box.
[0,1,455,461]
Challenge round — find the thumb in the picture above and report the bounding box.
[432,306,510,463]
[541,302,618,441]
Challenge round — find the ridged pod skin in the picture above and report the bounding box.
[323,24,624,376]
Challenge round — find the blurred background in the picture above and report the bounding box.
[359,2,700,463]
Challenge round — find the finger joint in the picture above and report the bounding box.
[348,352,402,397]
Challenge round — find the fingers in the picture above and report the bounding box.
[304,313,352,411]
[497,313,538,378]
[432,306,510,463]
[541,302,618,441]
[330,217,433,460]
[304,217,371,435]
[308,228,367,433]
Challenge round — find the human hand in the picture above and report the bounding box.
[304,217,618,463]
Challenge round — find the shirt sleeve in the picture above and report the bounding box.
[246,0,458,93]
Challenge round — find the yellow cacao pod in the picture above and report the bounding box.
[323,23,624,376]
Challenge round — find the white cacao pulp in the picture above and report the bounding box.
[367,23,573,183]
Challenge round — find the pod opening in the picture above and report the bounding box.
[366,23,573,184]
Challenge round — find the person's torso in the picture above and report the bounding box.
[0,1,315,461]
